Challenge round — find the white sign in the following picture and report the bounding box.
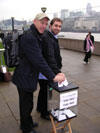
[60,90,78,109]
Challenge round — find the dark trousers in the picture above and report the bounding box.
[84,50,91,63]
[37,80,48,116]
[17,88,34,133]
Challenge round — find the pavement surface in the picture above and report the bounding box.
[0,49,100,133]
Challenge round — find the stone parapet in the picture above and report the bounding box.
[58,38,100,56]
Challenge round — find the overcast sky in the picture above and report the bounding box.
[0,0,100,21]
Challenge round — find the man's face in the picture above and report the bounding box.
[87,35,90,39]
[34,18,49,33]
[50,21,62,35]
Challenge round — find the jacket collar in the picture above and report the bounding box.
[45,30,58,41]
[49,30,58,39]
[30,24,43,41]
[30,24,42,35]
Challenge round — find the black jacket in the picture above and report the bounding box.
[42,30,62,74]
[90,35,94,44]
[12,24,55,92]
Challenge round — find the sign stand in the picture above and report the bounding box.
[50,115,72,133]
[47,82,79,133]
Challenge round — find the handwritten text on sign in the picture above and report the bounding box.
[60,90,78,109]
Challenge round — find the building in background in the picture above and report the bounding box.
[53,13,58,18]
[86,3,92,15]
[1,3,100,33]
[61,9,69,20]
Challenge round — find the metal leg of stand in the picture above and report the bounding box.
[50,115,72,133]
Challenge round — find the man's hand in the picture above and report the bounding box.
[53,73,66,83]
[57,73,66,79]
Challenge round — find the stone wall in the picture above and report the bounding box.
[58,38,100,56]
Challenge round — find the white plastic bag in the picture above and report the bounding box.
[90,46,94,53]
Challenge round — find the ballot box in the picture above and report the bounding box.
[47,82,79,122]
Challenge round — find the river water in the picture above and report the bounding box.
[59,32,100,42]
[0,32,100,42]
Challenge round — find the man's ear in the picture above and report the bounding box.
[33,19,36,23]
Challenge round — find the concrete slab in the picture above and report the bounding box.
[0,116,21,133]
[0,93,12,118]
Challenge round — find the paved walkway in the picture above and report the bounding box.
[0,49,100,133]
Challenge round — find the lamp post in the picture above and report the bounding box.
[41,7,47,13]
[11,17,14,32]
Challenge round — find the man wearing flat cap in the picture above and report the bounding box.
[12,13,65,133]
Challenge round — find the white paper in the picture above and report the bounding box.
[58,110,66,121]
[58,79,68,87]
[51,110,59,117]
[64,109,76,118]
[60,90,78,109]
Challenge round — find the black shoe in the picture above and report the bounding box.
[41,114,50,120]
[32,121,38,127]
[20,121,38,130]
[29,129,41,133]
[23,129,41,133]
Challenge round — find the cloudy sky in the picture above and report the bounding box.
[0,0,100,21]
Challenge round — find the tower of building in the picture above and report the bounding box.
[60,9,69,19]
[86,3,92,14]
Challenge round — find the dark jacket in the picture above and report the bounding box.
[12,24,55,92]
[42,30,62,74]
[90,35,94,44]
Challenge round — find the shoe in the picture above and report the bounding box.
[32,121,38,127]
[23,129,41,133]
[83,61,86,64]
[20,121,38,130]
[29,129,41,133]
[87,61,90,64]
[41,114,50,120]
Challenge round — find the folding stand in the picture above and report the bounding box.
[50,114,72,133]
[47,82,79,133]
